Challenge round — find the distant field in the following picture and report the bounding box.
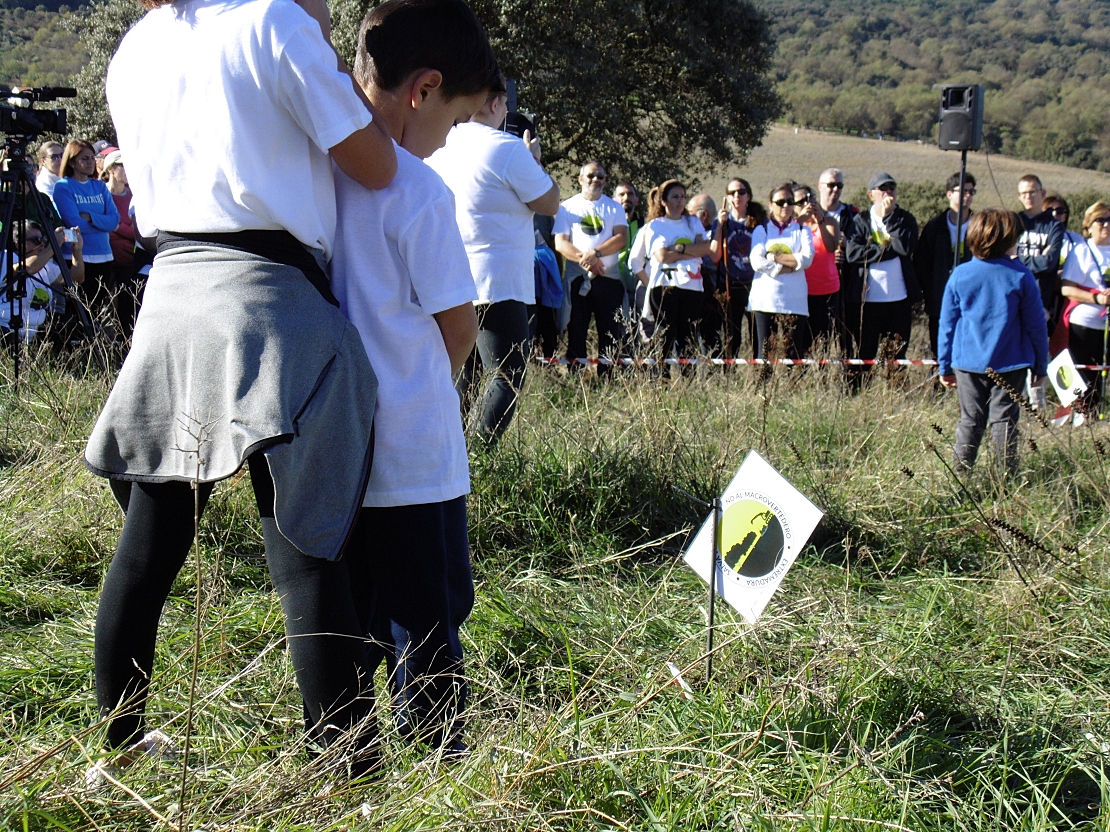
[690,124,1110,208]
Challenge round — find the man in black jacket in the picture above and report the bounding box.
[844,172,920,373]
[914,172,975,357]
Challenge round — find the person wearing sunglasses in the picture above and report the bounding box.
[794,183,842,351]
[35,141,65,199]
[915,172,976,359]
[699,177,758,358]
[1044,195,1084,268]
[554,162,628,377]
[0,220,84,347]
[844,172,920,380]
[1057,201,1110,421]
[748,182,815,359]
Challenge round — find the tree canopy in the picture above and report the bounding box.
[60,0,782,185]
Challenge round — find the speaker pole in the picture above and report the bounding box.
[952,148,969,277]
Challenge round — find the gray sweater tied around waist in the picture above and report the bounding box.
[85,243,378,561]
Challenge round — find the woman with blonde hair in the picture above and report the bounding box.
[937,208,1048,473]
[1057,200,1110,418]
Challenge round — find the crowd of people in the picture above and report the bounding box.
[2,0,1104,790]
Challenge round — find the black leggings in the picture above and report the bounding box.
[95,454,377,771]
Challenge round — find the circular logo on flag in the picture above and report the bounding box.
[718,498,785,578]
[1056,363,1076,391]
[580,214,605,236]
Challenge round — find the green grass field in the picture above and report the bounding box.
[2,340,1110,830]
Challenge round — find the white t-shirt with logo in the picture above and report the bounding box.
[1061,240,1110,331]
[554,194,627,282]
[331,146,477,507]
[863,207,908,302]
[644,215,704,291]
[426,122,553,305]
[0,258,56,339]
[749,220,814,314]
[106,0,372,259]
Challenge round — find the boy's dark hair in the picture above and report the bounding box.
[355,0,500,99]
[945,171,977,192]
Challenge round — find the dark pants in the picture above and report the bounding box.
[527,304,558,359]
[456,300,528,444]
[701,284,753,358]
[567,275,625,375]
[95,455,378,774]
[347,496,472,748]
[650,286,703,364]
[807,291,841,351]
[954,368,1026,474]
[753,311,810,360]
[843,298,912,361]
[1069,322,1109,412]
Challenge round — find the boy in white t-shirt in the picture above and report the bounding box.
[329,0,497,756]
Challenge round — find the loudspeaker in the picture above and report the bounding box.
[938,84,984,151]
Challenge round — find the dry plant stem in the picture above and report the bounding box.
[927,443,1040,601]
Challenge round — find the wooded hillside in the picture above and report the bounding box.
[3,0,1110,175]
[769,0,1110,171]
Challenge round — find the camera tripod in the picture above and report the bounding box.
[0,133,97,384]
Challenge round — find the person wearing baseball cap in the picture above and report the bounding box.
[843,172,921,386]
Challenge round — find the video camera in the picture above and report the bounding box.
[502,79,538,140]
[0,85,76,138]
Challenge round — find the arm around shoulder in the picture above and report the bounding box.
[330,117,398,190]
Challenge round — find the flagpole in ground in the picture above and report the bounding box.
[706,497,720,686]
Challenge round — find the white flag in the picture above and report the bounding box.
[683,450,823,624]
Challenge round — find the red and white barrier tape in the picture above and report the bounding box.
[536,357,1110,370]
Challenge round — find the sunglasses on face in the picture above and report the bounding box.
[584,173,606,181]
[1050,207,1068,216]
[25,236,44,246]
[822,181,844,189]
[877,184,897,193]
[727,188,749,196]
[1092,217,1110,226]
[47,153,62,161]
[772,199,796,207]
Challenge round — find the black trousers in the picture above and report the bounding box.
[843,298,912,360]
[456,300,529,444]
[807,291,841,351]
[753,311,810,360]
[650,285,703,363]
[347,496,472,748]
[527,303,559,359]
[567,275,625,375]
[95,455,378,774]
[1070,322,1108,411]
[701,284,753,358]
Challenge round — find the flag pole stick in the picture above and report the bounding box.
[707,496,720,686]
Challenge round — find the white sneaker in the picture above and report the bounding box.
[84,730,180,792]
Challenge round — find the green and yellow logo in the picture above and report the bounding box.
[675,236,694,247]
[1056,363,1077,392]
[719,499,785,578]
[580,214,605,236]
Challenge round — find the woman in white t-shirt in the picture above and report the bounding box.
[749,182,815,359]
[83,0,397,780]
[643,179,711,363]
[1060,200,1110,413]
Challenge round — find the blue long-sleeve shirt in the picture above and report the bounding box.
[937,256,1049,377]
[53,177,119,263]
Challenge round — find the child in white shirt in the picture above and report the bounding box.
[329,0,498,756]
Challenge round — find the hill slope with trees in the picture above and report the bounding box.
[769,0,1110,171]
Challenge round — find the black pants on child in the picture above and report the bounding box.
[95,454,378,774]
[346,496,472,748]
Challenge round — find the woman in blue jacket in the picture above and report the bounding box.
[53,140,120,326]
[938,208,1049,475]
